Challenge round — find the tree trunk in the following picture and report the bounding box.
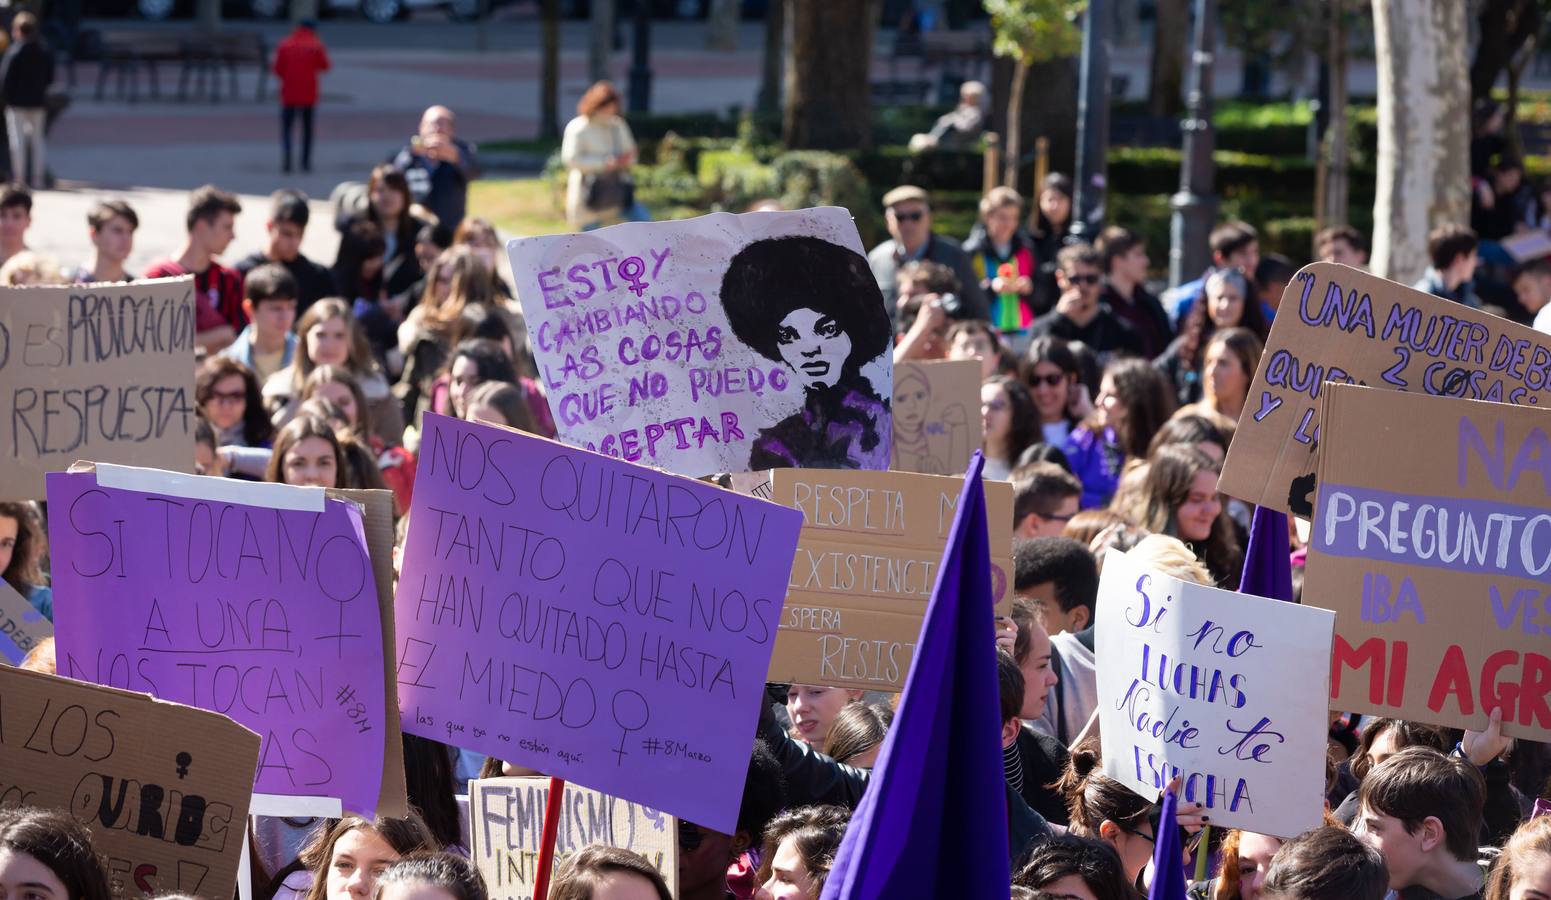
[992,54,1079,193]
[783,0,880,150]
[706,0,740,51]
[1370,0,1470,284]
[1318,0,1349,228]
[756,0,785,115]
[1149,0,1188,118]
[1003,57,1028,189]
[541,0,560,138]
[196,0,220,32]
[589,0,615,84]
[1469,0,1544,111]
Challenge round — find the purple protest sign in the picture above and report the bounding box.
[395,414,803,831]
[46,466,386,815]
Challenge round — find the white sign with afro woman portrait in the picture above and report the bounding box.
[508,207,893,477]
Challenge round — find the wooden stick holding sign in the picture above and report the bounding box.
[533,778,566,900]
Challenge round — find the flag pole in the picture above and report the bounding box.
[533,777,567,900]
[1192,824,1211,882]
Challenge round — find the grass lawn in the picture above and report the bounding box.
[469,178,570,238]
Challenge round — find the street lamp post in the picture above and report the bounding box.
[1168,0,1218,288]
[1069,0,1111,243]
[629,0,653,113]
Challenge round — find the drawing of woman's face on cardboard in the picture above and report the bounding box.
[893,370,930,434]
[778,308,854,390]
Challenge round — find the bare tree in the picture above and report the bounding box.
[783,0,880,150]
[757,0,786,116]
[541,0,560,138]
[590,0,615,84]
[1370,0,1470,283]
[707,0,740,51]
[1149,0,1187,118]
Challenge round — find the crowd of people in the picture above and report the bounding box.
[6,83,1551,900]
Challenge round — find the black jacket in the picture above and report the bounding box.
[1012,725,1071,827]
[236,252,338,317]
[0,39,52,108]
[1027,305,1142,362]
[757,697,1051,864]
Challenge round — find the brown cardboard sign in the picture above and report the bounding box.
[891,359,981,475]
[0,579,50,665]
[1306,383,1551,739]
[468,777,677,900]
[328,487,409,817]
[1218,262,1551,516]
[0,278,197,500]
[0,666,260,898]
[766,468,1013,690]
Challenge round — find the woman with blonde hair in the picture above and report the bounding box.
[266,298,405,447]
[562,81,647,231]
[1486,815,1551,900]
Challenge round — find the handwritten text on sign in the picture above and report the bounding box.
[469,777,676,900]
[0,665,260,899]
[0,278,197,499]
[46,469,386,815]
[509,208,892,477]
[1309,384,1551,740]
[765,468,1013,691]
[1219,263,1551,517]
[1095,549,1333,838]
[394,415,803,832]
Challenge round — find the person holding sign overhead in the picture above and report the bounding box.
[0,809,112,900]
[721,236,893,471]
[1059,740,1209,885]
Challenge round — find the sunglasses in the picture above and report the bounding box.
[1028,373,1068,388]
[207,390,246,405]
[678,822,705,852]
[891,210,926,223]
[1065,273,1101,285]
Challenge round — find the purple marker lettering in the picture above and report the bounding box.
[567,264,597,300]
[649,246,671,278]
[539,268,570,309]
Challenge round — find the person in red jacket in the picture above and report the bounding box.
[273,20,330,173]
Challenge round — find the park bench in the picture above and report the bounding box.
[90,29,266,103]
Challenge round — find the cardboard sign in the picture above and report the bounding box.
[1095,549,1334,838]
[1307,383,1551,739]
[0,579,50,665]
[469,777,676,900]
[765,468,1014,690]
[394,414,803,831]
[328,486,411,818]
[0,277,197,500]
[47,465,388,815]
[509,208,893,478]
[0,666,260,898]
[1218,262,1551,516]
[891,359,981,475]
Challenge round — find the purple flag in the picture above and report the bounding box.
[819,452,1009,899]
[1237,505,1293,602]
[1148,789,1188,900]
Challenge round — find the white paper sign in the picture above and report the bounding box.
[508,208,893,477]
[1095,549,1335,838]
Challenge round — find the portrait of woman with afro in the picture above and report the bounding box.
[720,235,893,469]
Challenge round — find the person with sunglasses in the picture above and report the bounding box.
[866,185,988,323]
[1028,243,1143,364]
[1059,738,1209,886]
[677,742,788,900]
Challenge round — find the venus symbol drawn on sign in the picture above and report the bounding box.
[619,257,650,297]
[612,689,649,765]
